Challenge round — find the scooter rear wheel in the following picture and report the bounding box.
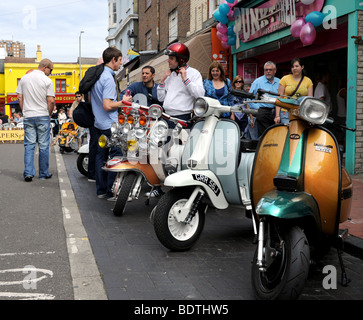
[251,223,310,300]
[153,188,206,251]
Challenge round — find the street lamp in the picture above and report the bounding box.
[127,30,137,50]
[79,30,85,83]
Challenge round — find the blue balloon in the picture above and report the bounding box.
[227,35,236,45]
[213,10,228,24]
[227,26,235,36]
[219,3,230,16]
[305,11,325,27]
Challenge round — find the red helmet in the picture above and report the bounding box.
[164,42,190,66]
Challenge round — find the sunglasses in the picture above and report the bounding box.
[46,66,53,73]
[235,80,244,83]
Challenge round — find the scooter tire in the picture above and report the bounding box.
[113,172,137,216]
[251,224,310,300]
[153,188,206,252]
[76,153,88,177]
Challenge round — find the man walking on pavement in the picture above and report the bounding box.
[248,61,280,138]
[90,47,125,200]
[17,59,55,182]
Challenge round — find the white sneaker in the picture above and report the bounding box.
[107,196,117,201]
[145,189,164,198]
[97,194,107,199]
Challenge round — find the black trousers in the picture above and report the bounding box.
[256,107,274,138]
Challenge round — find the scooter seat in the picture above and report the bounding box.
[240,139,258,152]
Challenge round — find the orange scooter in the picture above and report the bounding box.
[249,90,355,300]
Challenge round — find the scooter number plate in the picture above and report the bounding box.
[192,174,220,196]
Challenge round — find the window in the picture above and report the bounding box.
[145,30,152,50]
[169,9,178,42]
[108,1,117,27]
[56,79,66,93]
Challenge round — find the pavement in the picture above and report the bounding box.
[1,143,362,302]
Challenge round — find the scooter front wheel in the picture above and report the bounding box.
[251,222,310,300]
[153,188,206,251]
[113,172,137,216]
[76,153,88,177]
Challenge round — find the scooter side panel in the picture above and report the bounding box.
[251,125,289,210]
[340,168,353,223]
[209,120,241,204]
[304,128,340,235]
[104,161,161,186]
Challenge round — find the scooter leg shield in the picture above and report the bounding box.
[164,170,229,209]
[256,190,321,229]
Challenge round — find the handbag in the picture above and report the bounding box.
[72,101,94,128]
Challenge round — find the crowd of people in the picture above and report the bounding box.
[14,43,344,203]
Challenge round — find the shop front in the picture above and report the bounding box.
[231,0,362,174]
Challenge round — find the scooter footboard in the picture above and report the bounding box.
[164,170,229,209]
[256,190,321,229]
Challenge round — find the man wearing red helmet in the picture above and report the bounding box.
[157,42,204,128]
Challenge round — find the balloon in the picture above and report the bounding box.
[217,31,228,42]
[290,18,306,38]
[227,35,236,45]
[219,3,230,15]
[221,41,230,49]
[305,11,325,27]
[227,25,235,36]
[300,22,316,45]
[216,22,228,34]
[227,10,235,21]
[301,0,315,4]
[213,10,228,24]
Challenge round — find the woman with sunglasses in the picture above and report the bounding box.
[230,76,252,138]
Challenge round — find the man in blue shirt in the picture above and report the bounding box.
[122,66,161,107]
[248,61,280,137]
[91,47,124,200]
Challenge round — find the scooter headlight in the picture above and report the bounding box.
[111,122,120,134]
[98,134,108,148]
[194,97,209,117]
[122,123,132,134]
[298,97,329,124]
[149,119,169,145]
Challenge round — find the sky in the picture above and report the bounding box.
[0,0,109,62]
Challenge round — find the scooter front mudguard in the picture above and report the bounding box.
[103,158,161,186]
[78,143,89,154]
[164,169,229,209]
[256,190,321,229]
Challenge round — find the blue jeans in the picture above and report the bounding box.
[95,128,122,196]
[23,116,51,178]
[280,110,289,124]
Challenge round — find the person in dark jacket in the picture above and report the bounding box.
[122,66,161,107]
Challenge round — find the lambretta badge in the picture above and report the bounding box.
[290,133,300,140]
[192,174,220,196]
[314,143,333,154]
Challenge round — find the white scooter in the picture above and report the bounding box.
[152,89,258,251]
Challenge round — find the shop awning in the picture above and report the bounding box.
[121,31,212,90]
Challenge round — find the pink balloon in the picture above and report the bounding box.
[221,41,230,49]
[217,31,229,42]
[290,18,306,38]
[227,10,235,21]
[216,22,228,34]
[300,22,316,45]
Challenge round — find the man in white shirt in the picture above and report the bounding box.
[17,59,55,182]
[314,71,332,114]
[157,42,204,128]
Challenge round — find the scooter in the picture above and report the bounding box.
[249,91,355,300]
[77,143,89,177]
[99,101,189,216]
[151,90,258,251]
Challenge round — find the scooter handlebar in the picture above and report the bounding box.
[242,108,258,116]
[257,89,280,97]
[230,89,255,99]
